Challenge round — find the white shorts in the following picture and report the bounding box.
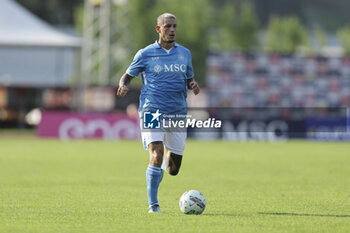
[140,122,187,155]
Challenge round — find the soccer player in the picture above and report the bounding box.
[116,13,200,213]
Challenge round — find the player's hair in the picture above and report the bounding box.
[157,13,176,25]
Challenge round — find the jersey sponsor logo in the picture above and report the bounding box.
[153,64,186,74]
[164,64,186,72]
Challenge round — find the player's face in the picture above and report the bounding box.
[157,18,176,43]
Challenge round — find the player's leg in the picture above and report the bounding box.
[146,141,163,213]
[163,130,186,176]
[141,120,164,213]
[141,128,164,212]
[146,141,164,213]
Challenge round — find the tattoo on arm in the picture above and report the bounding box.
[119,73,134,87]
[186,78,194,89]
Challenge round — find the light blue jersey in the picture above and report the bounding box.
[126,41,194,116]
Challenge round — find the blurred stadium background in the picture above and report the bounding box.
[0,0,349,141]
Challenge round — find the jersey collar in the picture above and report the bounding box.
[154,40,178,49]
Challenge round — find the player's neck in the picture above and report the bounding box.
[158,39,174,50]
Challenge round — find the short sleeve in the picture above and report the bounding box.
[126,50,144,77]
[186,51,194,79]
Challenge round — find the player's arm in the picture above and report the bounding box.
[117,73,135,97]
[187,77,200,95]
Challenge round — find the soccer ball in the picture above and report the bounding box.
[179,190,206,215]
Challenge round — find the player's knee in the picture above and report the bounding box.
[150,148,164,158]
[150,153,163,165]
[149,141,164,165]
[149,141,164,154]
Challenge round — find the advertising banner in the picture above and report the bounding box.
[38,111,140,140]
[306,117,350,141]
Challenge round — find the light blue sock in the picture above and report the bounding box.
[146,164,162,206]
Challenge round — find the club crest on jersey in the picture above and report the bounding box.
[153,64,162,73]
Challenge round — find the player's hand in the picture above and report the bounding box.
[189,81,200,95]
[117,85,128,97]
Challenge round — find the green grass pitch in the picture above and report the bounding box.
[0,138,349,233]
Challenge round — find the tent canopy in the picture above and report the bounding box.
[0,0,81,48]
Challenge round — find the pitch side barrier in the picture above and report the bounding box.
[37,108,349,141]
[185,107,349,141]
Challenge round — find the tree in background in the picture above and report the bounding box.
[210,1,258,52]
[129,0,159,52]
[73,3,84,34]
[233,2,259,51]
[299,27,327,56]
[210,1,236,50]
[264,16,282,53]
[265,15,308,54]
[314,27,327,54]
[337,25,350,56]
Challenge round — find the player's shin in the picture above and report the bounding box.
[146,164,162,206]
[166,152,183,176]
